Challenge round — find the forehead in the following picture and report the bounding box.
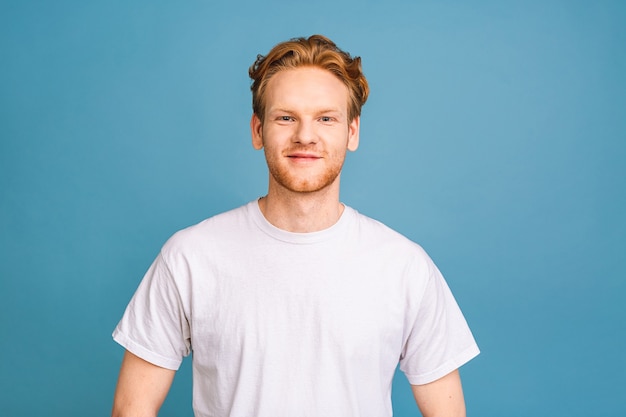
[264,67,349,114]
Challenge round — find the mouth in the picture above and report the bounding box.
[287,152,322,161]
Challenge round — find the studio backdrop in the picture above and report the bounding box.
[1,1,624,416]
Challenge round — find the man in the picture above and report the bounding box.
[112,34,479,417]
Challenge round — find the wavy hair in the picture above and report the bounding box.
[249,35,369,123]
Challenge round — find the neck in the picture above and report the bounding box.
[258,181,344,233]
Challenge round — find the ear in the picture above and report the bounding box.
[251,113,264,150]
[347,116,360,152]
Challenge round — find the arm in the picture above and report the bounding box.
[111,350,176,417]
[411,369,466,417]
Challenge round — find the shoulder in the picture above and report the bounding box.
[160,202,254,258]
[346,206,433,263]
[347,207,421,247]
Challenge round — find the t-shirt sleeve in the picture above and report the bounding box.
[399,256,479,385]
[112,251,191,370]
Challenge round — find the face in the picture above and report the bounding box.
[251,67,360,194]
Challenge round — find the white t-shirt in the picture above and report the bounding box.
[113,201,479,417]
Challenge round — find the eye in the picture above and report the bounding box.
[319,116,334,123]
[277,115,294,122]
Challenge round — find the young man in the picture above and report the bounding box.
[112,35,479,417]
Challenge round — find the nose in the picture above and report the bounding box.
[294,119,318,145]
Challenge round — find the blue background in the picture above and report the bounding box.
[1,0,625,415]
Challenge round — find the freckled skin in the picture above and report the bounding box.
[252,67,359,195]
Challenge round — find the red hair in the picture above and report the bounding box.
[249,35,369,122]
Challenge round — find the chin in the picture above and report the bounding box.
[276,175,340,194]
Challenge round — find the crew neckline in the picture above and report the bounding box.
[247,199,353,244]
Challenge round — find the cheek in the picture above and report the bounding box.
[263,125,291,144]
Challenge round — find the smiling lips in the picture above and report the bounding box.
[287,152,322,161]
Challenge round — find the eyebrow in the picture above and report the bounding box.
[268,108,344,116]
